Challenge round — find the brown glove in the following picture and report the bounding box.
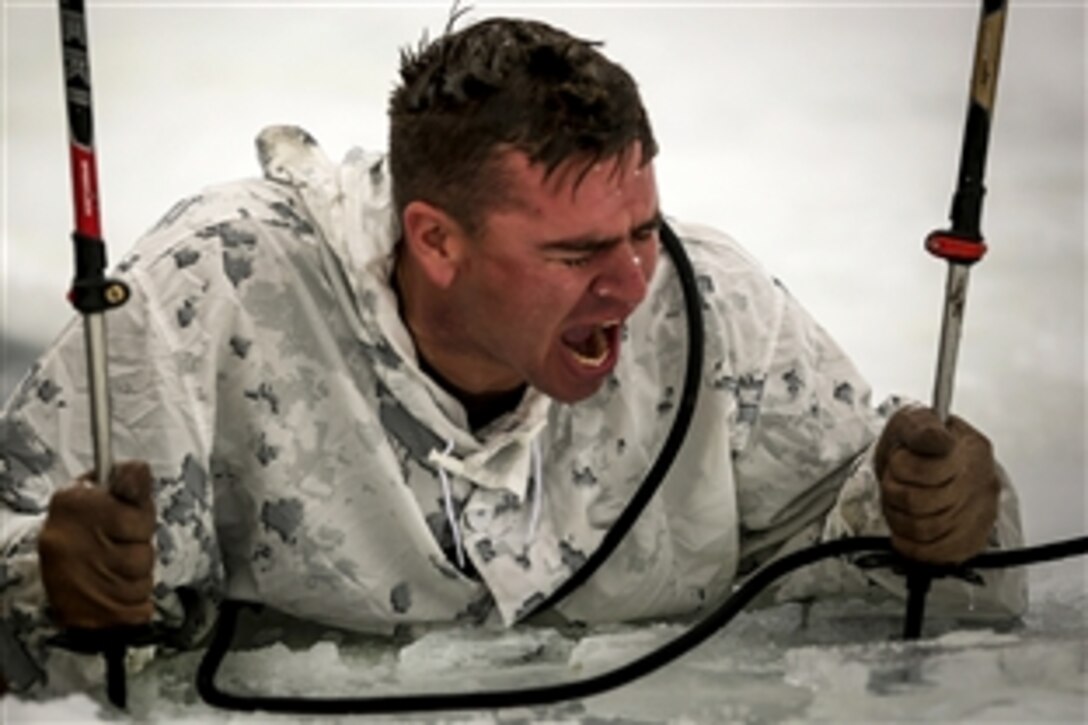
[874,406,999,566]
[38,460,156,629]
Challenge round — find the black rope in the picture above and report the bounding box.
[526,220,705,617]
[195,535,1088,714]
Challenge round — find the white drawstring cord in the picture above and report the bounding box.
[434,436,544,565]
[527,438,544,547]
[435,439,466,570]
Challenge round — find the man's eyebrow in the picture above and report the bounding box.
[537,211,663,252]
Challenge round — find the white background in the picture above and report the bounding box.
[3,1,1084,547]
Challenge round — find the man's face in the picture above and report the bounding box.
[447,145,660,403]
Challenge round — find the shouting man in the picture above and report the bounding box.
[0,17,1024,693]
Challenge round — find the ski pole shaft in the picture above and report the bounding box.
[929,0,1007,419]
[59,0,129,485]
[57,0,133,708]
[905,0,1008,641]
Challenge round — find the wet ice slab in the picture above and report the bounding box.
[6,558,1084,723]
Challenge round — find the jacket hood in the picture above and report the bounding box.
[254,125,552,513]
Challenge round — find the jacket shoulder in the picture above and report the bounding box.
[116,179,322,286]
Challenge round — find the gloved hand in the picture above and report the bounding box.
[874,406,999,566]
[38,460,156,629]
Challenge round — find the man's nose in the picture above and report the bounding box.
[590,242,650,305]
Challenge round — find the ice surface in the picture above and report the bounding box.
[397,626,573,677]
[4,558,1083,723]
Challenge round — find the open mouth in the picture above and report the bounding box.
[561,320,621,369]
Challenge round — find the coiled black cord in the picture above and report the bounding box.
[526,220,704,617]
[195,534,1088,714]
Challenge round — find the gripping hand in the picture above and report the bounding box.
[874,406,999,566]
[38,461,156,629]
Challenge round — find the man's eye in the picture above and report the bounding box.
[633,226,659,243]
[561,256,593,268]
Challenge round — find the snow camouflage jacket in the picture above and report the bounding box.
[0,126,1027,691]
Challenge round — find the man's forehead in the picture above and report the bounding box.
[496,144,653,208]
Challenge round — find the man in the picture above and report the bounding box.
[0,17,1024,694]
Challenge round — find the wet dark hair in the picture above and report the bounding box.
[389,16,657,235]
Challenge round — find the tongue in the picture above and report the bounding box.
[562,325,605,357]
[562,324,596,346]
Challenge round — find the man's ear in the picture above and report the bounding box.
[401,201,468,289]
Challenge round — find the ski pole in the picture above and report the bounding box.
[59,1,128,479]
[903,0,1008,640]
[57,0,134,707]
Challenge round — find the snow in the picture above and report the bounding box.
[3,558,1083,723]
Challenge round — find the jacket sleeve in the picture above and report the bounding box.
[724,260,1027,620]
[0,211,233,693]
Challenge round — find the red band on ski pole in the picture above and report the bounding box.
[69,144,101,239]
[925,231,988,264]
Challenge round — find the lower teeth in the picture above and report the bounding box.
[570,328,609,367]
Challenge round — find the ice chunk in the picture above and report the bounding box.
[397,626,572,678]
[566,623,685,674]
